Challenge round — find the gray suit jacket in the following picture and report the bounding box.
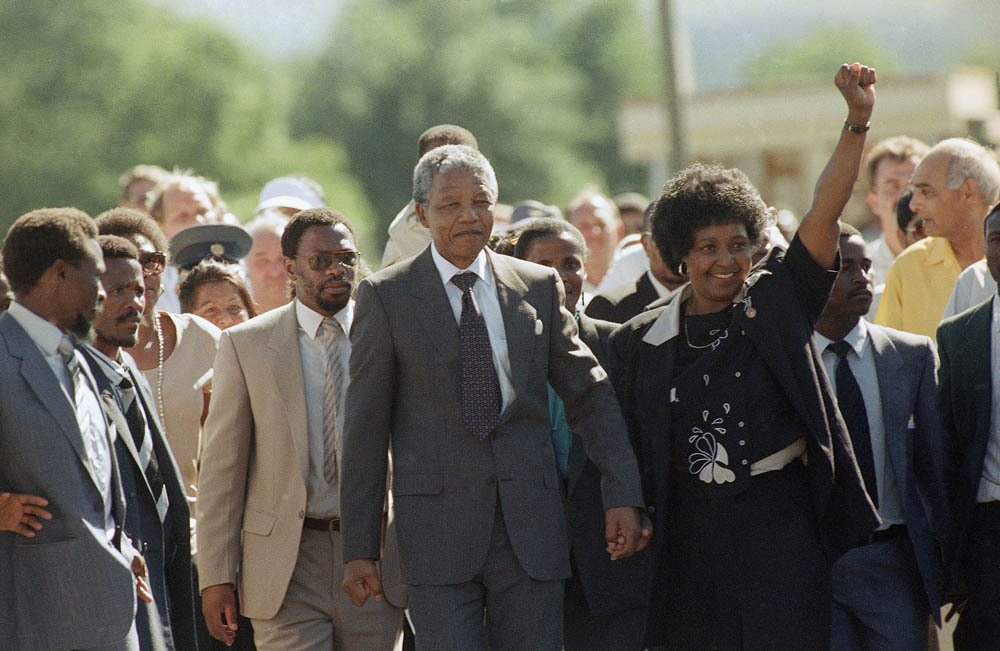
[341,247,643,586]
[865,322,949,619]
[0,312,136,650]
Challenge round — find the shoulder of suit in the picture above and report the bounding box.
[223,301,293,339]
[364,247,429,286]
[580,313,618,337]
[867,321,933,351]
[939,295,992,336]
[593,278,640,306]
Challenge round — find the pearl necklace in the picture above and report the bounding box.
[153,312,167,436]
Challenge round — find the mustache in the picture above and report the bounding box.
[116,309,141,324]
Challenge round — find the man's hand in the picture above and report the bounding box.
[342,558,383,606]
[0,492,51,538]
[131,553,153,604]
[604,506,645,560]
[202,583,239,646]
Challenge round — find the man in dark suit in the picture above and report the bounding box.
[511,217,650,650]
[81,235,196,651]
[937,202,1000,647]
[340,145,646,650]
[815,224,949,649]
[585,203,683,323]
[0,208,148,650]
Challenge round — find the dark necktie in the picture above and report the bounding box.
[828,340,878,508]
[120,373,169,522]
[451,272,501,440]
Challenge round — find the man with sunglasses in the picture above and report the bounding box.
[197,208,405,650]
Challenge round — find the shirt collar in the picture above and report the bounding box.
[925,236,957,267]
[89,345,128,384]
[6,301,66,357]
[295,297,355,340]
[430,242,494,291]
[646,270,672,298]
[814,318,869,359]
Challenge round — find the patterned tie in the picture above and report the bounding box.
[451,272,501,440]
[319,317,346,484]
[57,335,112,506]
[119,373,169,523]
[828,340,879,508]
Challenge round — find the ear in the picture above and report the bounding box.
[45,259,70,284]
[960,177,979,202]
[415,202,430,229]
[616,219,625,241]
[282,256,297,283]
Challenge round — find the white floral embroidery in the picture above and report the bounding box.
[688,405,736,484]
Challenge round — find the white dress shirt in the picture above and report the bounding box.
[430,243,515,411]
[980,297,1000,502]
[7,301,117,541]
[815,319,905,527]
[867,233,896,287]
[296,298,354,518]
[942,259,995,322]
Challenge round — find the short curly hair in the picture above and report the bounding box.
[280,207,358,258]
[651,163,769,270]
[2,208,97,295]
[95,208,170,260]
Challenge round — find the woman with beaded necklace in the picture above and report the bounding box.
[609,64,880,649]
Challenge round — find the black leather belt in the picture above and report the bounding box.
[303,516,340,532]
[868,523,906,544]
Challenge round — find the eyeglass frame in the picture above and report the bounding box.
[291,250,359,271]
[138,251,167,277]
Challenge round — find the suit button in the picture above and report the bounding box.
[298,510,305,519]
[734,371,742,378]
[739,440,746,446]
[487,476,497,486]
[741,460,748,466]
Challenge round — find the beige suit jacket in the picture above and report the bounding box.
[196,302,405,620]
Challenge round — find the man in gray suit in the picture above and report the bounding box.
[814,224,949,650]
[340,145,646,650]
[0,208,149,650]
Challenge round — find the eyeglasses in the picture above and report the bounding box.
[294,250,359,271]
[138,251,166,277]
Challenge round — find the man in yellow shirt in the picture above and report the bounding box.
[876,138,1000,338]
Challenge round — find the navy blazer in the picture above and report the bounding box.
[937,296,992,594]
[81,346,197,651]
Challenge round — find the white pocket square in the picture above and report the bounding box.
[534,319,544,335]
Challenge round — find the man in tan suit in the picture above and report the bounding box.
[197,208,404,650]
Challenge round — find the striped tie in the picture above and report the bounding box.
[319,317,346,485]
[119,374,169,523]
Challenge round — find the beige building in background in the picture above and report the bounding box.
[619,67,1000,228]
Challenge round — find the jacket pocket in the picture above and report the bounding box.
[242,507,277,536]
[392,473,444,496]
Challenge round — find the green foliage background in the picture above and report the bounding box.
[1,1,995,259]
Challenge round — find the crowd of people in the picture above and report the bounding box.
[1,61,1000,651]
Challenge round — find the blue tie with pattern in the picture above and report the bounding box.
[828,340,879,508]
[451,272,501,440]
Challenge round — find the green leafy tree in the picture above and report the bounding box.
[291,0,658,248]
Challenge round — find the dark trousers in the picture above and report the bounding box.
[407,504,564,650]
[192,559,257,651]
[964,502,1000,649]
[830,532,929,650]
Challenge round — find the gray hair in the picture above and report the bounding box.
[936,138,1000,205]
[412,145,498,205]
[244,212,288,238]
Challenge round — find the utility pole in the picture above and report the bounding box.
[658,0,687,174]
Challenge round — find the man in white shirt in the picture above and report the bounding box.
[815,224,948,650]
[0,207,149,650]
[197,208,404,650]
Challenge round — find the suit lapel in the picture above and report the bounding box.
[266,304,312,482]
[5,318,98,488]
[490,251,536,420]
[868,325,909,481]
[958,299,994,473]
[407,248,463,395]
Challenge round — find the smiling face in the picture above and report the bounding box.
[415,168,495,269]
[284,223,357,317]
[93,257,145,351]
[522,232,586,311]
[682,222,752,315]
[122,233,162,325]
